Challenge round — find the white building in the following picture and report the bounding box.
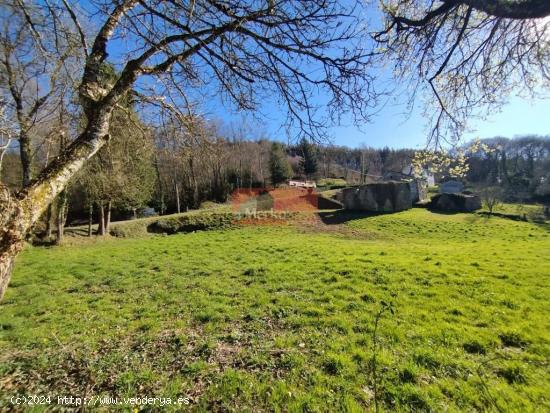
[288,180,317,188]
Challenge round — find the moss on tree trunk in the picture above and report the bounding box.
[0,108,113,301]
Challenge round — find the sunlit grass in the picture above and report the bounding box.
[0,209,548,411]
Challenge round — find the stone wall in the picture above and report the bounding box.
[429,193,481,212]
[342,182,412,212]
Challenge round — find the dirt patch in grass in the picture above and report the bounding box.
[293,212,384,240]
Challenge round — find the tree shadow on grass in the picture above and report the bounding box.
[446,209,549,231]
[425,209,462,215]
[317,209,383,225]
[64,227,93,237]
[474,211,549,230]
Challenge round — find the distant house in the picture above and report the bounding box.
[288,180,316,188]
[382,170,409,181]
[401,165,435,186]
[382,166,432,203]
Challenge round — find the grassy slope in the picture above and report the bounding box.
[0,209,549,412]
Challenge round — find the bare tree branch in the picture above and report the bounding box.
[374,0,549,145]
[60,0,89,55]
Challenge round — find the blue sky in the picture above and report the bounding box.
[93,1,550,150]
[187,2,550,150]
[204,93,550,150]
[327,94,550,149]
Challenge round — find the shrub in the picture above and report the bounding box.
[147,213,235,234]
[148,217,182,234]
[110,221,149,238]
[199,201,222,210]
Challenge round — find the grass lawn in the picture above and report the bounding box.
[1,209,549,411]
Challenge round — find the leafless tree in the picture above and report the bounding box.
[0,100,15,175]
[0,0,377,299]
[481,185,503,215]
[0,1,82,187]
[373,0,550,146]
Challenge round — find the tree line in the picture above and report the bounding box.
[3,109,548,242]
[466,136,550,203]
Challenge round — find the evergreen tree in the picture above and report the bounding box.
[77,100,155,233]
[298,138,319,179]
[269,142,292,186]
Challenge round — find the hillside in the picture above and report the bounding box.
[1,210,548,411]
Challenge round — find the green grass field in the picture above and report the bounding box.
[1,209,549,411]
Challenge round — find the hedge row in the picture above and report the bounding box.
[147,213,235,234]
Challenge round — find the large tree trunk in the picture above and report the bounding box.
[0,108,113,301]
[55,190,69,245]
[56,214,64,244]
[105,200,112,234]
[19,130,33,187]
[45,204,53,239]
[98,202,106,236]
[154,156,165,215]
[88,202,93,237]
[175,182,181,214]
[189,158,198,208]
[0,252,16,301]
[0,187,26,302]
